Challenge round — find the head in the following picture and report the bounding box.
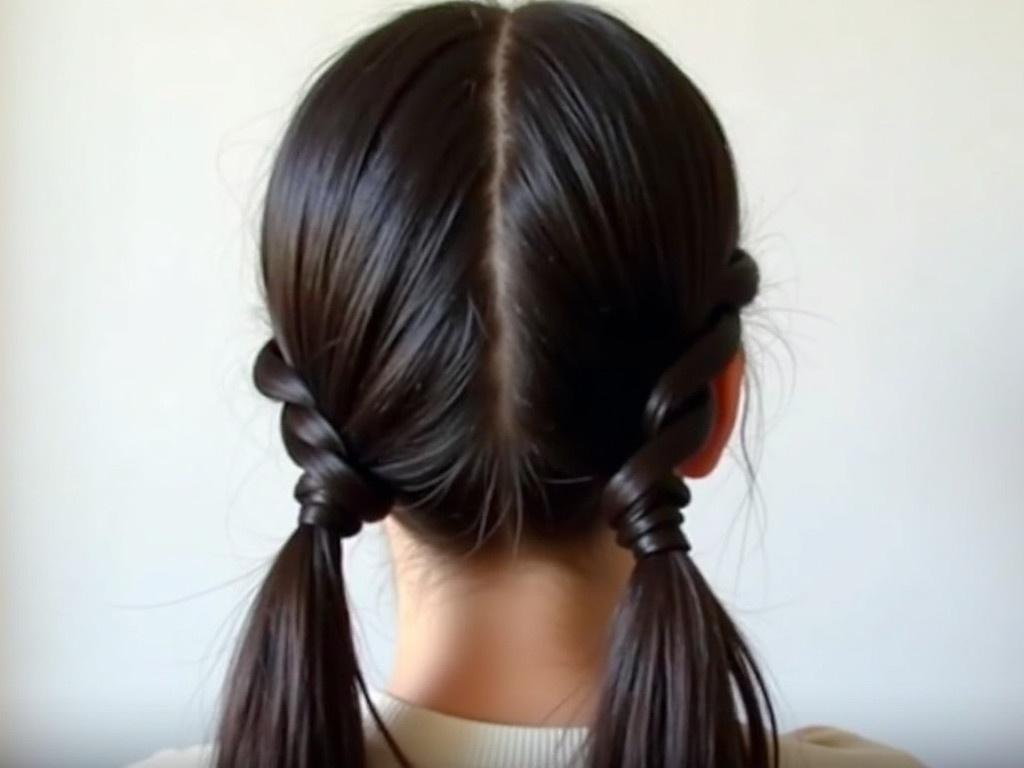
[217,2,775,767]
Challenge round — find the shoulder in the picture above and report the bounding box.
[779,726,926,768]
[125,744,213,768]
[124,727,925,768]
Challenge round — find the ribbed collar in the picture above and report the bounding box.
[364,689,589,768]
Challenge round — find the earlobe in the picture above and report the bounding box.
[676,349,745,479]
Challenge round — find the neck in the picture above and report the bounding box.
[384,518,633,727]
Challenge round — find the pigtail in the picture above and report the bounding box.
[215,525,366,768]
[589,252,777,768]
[215,340,397,768]
[589,548,776,768]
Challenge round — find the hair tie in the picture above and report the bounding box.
[293,459,394,538]
[613,476,692,559]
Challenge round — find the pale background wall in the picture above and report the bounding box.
[1,1,1021,766]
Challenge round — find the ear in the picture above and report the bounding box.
[676,348,745,479]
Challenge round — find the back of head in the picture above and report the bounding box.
[217,2,775,767]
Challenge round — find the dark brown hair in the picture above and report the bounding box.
[216,2,777,767]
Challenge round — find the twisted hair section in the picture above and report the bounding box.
[590,247,777,768]
[217,340,409,768]
[253,339,394,535]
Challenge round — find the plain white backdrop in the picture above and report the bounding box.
[1,1,1022,766]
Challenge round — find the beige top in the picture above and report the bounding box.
[130,689,926,768]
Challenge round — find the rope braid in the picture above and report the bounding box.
[216,341,408,768]
[253,339,395,535]
[590,247,778,768]
[603,247,758,559]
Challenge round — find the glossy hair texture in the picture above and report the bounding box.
[217,2,776,767]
